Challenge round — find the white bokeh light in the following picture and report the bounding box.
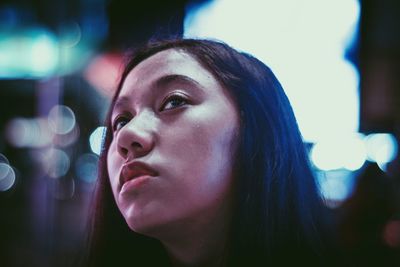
[310,134,367,171]
[5,117,53,148]
[364,133,398,171]
[42,148,70,178]
[185,0,360,143]
[75,153,99,183]
[0,163,16,192]
[30,32,59,75]
[89,126,107,155]
[48,105,76,135]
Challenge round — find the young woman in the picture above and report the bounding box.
[84,38,331,267]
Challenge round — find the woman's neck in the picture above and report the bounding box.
[155,200,233,267]
[162,217,230,267]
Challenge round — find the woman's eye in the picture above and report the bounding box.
[112,116,130,131]
[161,95,188,111]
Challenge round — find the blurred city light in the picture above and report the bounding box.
[59,21,82,48]
[0,29,59,78]
[316,169,356,207]
[89,126,106,155]
[52,124,80,147]
[75,153,99,183]
[341,134,367,171]
[5,117,53,148]
[310,134,367,171]
[84,53,123,96]
[0,162,16,192]
[42,148,70,178]
[364,133,398,171]
[30,32,59,75]
[0,24,99,78]
[185,0,360,143]
[47,105,76,135]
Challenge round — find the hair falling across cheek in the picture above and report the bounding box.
[106,139,123,200]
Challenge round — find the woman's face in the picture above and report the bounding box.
[107,48,240,237]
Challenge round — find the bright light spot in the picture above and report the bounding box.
[0,162,10,180]
[342,135,367,171]
[84,53,123,97]
[48,105,76,135]
[90,126,106,155]
[53,124,80,147]
[42,148,70,178]
[316,169,356,206]
[0,28,60,78]
[30,33,59,75]
[185,0,360,143]
[365,133,398,165]
[0,163,16,192]
[311,141,343,171]
[311,134,367,171]
[5,117,52,148]
[5,118,31,148]
[75,153,99,183]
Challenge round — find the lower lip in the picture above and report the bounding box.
[120,175,152,193]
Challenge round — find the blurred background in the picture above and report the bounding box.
[0,0,399,266]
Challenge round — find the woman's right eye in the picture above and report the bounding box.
[112,116,130,132]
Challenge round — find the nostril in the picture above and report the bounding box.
[119,147,128,156]
[131,141,143,149]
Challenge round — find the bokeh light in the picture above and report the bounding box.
[5,117,53,148]
[341,135,367,171]
[30,32,59,75]
[0,162,16,192]
[0,28,59,78]
[316,170,356,207]
[84,53,123,96]
[0,153,10,165]
[59,21,82,48]
[89,126,106,155]
[52,124,80,147]
[42,148,70,178]
[185,0,360,143]
[364,133,398,171]
[75,153,99,183]
[47,105,76,135]
[310,134,367,171]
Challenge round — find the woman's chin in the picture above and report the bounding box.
[123,210,166,237]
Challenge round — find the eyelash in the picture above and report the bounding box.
[160,93,189,111]
[112,115,130,132]
[112,94,189,132]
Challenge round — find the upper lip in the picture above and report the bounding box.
[119,161,158,188]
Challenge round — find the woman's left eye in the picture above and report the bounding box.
[160,94,188,111]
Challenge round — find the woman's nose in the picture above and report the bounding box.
[116,111,156,159]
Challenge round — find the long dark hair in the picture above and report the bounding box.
[84,38,330,266]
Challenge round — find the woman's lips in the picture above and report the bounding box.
[119,161,158,190]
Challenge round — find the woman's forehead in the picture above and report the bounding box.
[126,49,208,82]
[118,49,217,97]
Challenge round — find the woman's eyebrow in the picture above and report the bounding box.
[112,96,130,114]
[112,74,204,114]
[153,74,205,92]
